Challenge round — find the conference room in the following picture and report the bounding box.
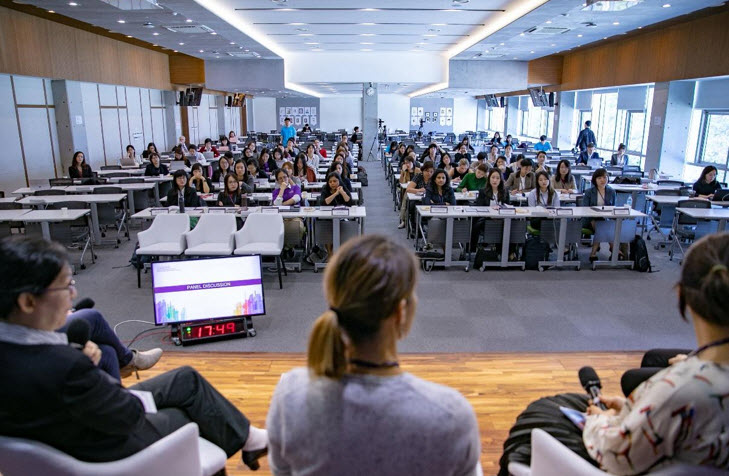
[1,0,729,475]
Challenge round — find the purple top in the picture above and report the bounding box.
[272,184,302,204]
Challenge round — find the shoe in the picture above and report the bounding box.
[589,255,598,263]
[242,446,268,471]
[120,348,163,379]
[398,221,406,229]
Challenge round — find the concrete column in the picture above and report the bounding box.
[215,95,226,137]
[504,97,519,136]
[51,80,88,167]
[553,91,575,150]
[362,82,378,161]
[163,90,179,150]
[476,99,487,131]
[645,81,695,176]
[245,97,255,132]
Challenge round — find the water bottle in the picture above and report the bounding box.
[178,193,185,213]
[626,195,633,209]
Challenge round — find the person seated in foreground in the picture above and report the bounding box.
[0,237,268,470]
[456,164,488,192]
[266,234,482,476]
[499,233,729,476]
[582,168,618,262]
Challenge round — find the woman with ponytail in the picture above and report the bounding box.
[266,234,481,476]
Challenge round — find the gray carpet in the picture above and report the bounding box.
[73,157,695,354]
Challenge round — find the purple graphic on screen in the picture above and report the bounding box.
[154,279,262,294]
[155,289,264,323]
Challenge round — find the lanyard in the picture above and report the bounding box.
[689,336,729,358]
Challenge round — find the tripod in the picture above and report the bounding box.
[365,123,384,162]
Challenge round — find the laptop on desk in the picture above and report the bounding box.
[713,189,729,202]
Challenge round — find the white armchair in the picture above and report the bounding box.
[136,213,190,287]
[234,213,286,288]
[508,429,726,476]
[0,423,226,476]
[184,214,236,256]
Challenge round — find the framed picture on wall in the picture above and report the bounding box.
[411,117,418,126]
[433,112,438,119]
[439,116,445,126]
[411,107,417,116]
[310,116,317,126]
[280,116,286,125]
[304,107,311,115]
[294,116,301,125]
[446,108,452,117]
[302,115,309,125]
[440,107,446,117]
[425,112,430,120]
[417,107,424,117]
[286,107,292,115]
[279,107,285,115]
[311,107,317,115]
[446,117,452,126]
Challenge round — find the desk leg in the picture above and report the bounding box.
[415,211,421,250]
[719,219,726,232]
[333,218,341,250]
[444,217,454,267]
[90,203,102,245]
[500,218,511,267]
[127,190,135,216]
[556,218,567,264]
[153,183,160,206]
[40,221,51,241]
[611,218,622,265]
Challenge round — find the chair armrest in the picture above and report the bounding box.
[137,227,160,248]
[183,228,202,248]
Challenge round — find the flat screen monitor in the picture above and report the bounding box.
[485,94,499,108]
[185,87,203,107]
[528,87,548,107]
[232,93,245,107]
[151,256,266,325]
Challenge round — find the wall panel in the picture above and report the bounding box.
[18,108,55,181]
[150,109,166,151]
[80,82,105,168]
[13,75,46,105]
[101,108,122,162]
[0,75,25,194]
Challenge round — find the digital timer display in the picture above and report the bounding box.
[181,320,247,341]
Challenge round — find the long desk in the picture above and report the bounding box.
[414,205,645,271]
[6,209,91,241]
[18,194,127,244]
[13,183,157,214]
[676,207,729,232]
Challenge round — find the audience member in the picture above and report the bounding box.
[456,164,488,192]
[280,118,296,147]
[68,151,93,179]
[505,158,536,194]
[166,170,201,208]
[577,142,600,166]
[233,160,254,194]
[305,143,321,171]
[527,171,560,208]
[201,138,219,158]
[143,153,169,176]
[212,155,232,183]
[176,135,189,154]
[217,173,246,207]
[247,159,268,180]
[534,151,551,174]
[551,159,577,193]
[120,145,138,166]
[141,142,157,159]
[494,156,512,182]
[454,143,472,163]
[423,169,456,206]
[582,168,617,262]
[491,132,503,147]
[188,163,211,194]
[610,143,629,167]
[271,169,301,206]
[438,153,454,177]
[451,158,470,184]
[294,153,316,183]
[267,234,481,476]
[534,135,552,152]
[693,165,721,199]
[318,172,352,207]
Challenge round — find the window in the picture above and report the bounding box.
[696,111,729,171]
[519,99,553,141]
[486,107,505,133]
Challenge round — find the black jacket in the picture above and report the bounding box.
[144,163,169,176]
[475,188,510,206]
[217,191,246,207]
[69,165,93,179]
[166,186,201,208]
[0,342,158,462]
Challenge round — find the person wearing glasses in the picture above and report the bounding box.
[0,236,269,470]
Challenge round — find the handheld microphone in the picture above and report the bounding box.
[578,366,607,410]
[66,319,90,351]
[72,297,95,312]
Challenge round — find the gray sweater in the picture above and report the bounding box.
[267,367,481,476]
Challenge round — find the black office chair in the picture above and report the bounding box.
[669,199,713,262]
[118,178,145,184]
[92,186,129,245]
[102,172,132,178]
[34,189,66,196]
[100,165,122,171]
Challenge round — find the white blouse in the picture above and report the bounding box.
[583,356,729,475]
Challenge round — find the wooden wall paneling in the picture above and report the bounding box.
[180,105,189,146]
[527,56,563,87]
[561,9,729,91]
[169,55,205,85]
[48,20,78,81]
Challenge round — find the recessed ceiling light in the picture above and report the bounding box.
[519,33,525,36]
[499,42,505,46]
[311,48,323,52]
[416,42,427,45]
[173,50,178,53]
[305,42,319,45]
[126,35,132,38]
[211,32,217,35]
[360,23,376,26]
[530,50,535,53]
[360,42,374,45]
[186,19,192,23]
[277,8,298,11]
[48,9,55,12]
[424,34,437,37]
[638,26,643,29]
[577,34,582,37]
[360,8,380,11]
[545,20,552,24]
[178,42,184,45]
[360,33,376,36]
[230,42,235,45]
[244,49,249,52]
[289,22,306,25]
[199,49,204,53]
[153,32,159,36]
[152,44,158,47]
[513,57,518,59]
[613,21,620,25]
[117,19,125,23]
[551,43,556,46]
[68,2,78,6]
[662,3,671,7]
[431,23,446,26]
[360,48,373,51]
[603,37,608,39]
[299,33,313,36]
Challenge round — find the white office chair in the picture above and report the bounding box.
[184,214,236,256]
[234,213,286,288]
[507,428,726,476]
[0,423,227,476]
[135,213,190,288]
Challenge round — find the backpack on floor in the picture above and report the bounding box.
[358,165,368,186]
[630,235,652,272]
[524,236,550,270]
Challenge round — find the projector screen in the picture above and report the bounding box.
[151,256,266,325]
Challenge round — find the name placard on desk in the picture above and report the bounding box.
[208,208,226,214]
[498,208,516,215]
[150,208,169,215]
[556,208,574,216]
[430,206,448,214]
[332,207,350,216]
[613,207,631,216]
[568,193,580,200]
[261,207,280,214]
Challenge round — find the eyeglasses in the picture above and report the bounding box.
[44,280,76,293]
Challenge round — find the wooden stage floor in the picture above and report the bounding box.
[129,352,643,475]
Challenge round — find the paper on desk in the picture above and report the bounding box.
[129,390,157,414]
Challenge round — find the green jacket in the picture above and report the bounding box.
[456,172,487,192]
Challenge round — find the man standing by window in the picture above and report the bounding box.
[281,117,296,148]
[575,120,597,153]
